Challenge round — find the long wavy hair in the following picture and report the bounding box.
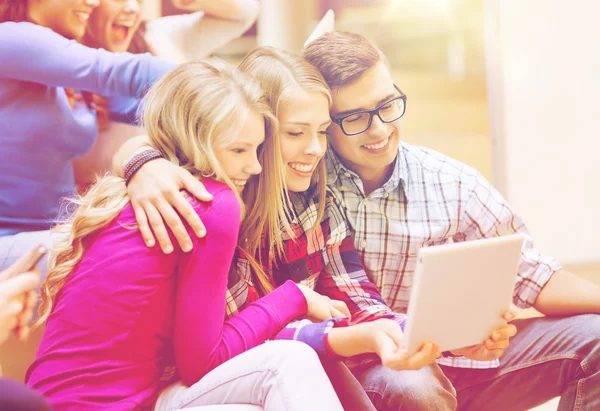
[37,59,281,324]
[238,47,332,293]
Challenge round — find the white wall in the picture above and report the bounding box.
[142,0,161,20]
[485,0,600,264]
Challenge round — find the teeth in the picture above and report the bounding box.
[114,21,136,28]
[74,11,90,20]
[363,136,389,150]
[289,163,313,173]
[231,179,247,187]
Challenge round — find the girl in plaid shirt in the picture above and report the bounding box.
[228,47,442,367]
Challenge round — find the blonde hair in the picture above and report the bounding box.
[238,46,332,293]
[302,31,388,89]
[38,59,277,324]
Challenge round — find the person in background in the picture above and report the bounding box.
[26,59,344,411]
[0,249,52,411]
[0,0,179,280]
[84,0,259,60]
[75,0,260,190]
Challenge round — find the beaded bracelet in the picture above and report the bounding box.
[124,148,164,186]
[123,148,161,177]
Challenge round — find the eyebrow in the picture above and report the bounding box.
[334,92,397,117]
[231,138,265,147]
[282,120,332,127]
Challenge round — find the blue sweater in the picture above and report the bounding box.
[0,22,175,235]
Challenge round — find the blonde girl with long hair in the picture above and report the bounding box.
[25,59,343,411]
[118,48,441,398]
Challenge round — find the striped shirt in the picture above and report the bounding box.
[326,142,561,368]
[225,191,406,357]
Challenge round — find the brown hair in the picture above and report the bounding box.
[302,30,388,89]
[127,20,152,55]
[0,0,27,22]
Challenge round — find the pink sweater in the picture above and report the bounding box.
[26,179,307,410]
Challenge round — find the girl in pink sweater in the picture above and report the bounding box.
[26,60,343,411]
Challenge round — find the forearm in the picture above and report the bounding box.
[534,269,600,315]
[327,324,374,357]
[111,135,152,177]
[172,0,259,20]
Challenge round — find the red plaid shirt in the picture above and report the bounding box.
[224,191,406,355]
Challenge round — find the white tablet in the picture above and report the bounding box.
[402,234,525,354]
[304,9,335,47]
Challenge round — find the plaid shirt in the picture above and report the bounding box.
[326,142,561,369]
[224,191,406,356]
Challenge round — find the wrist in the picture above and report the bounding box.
[112,135,154,177]
[327,323,374,357]
[124,149,164,186]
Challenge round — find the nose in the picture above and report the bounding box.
[243,154,262,176]
[304,132,326,157]
[85,0,100,8]
[124,0,141,13]
[368,113,388,137]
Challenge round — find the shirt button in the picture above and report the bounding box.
[384,193,390,199]
[344,172,351,178]
[361,240,368,249]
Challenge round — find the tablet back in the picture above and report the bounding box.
[403,234,525,354]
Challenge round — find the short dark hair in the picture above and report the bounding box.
[302,31,387,89]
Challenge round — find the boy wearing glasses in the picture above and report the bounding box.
[301,31,600,411]
[118,31,600,410]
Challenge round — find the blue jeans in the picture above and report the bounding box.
[352,315,600,411]
[442,315,600,411]
[351,362,456,411]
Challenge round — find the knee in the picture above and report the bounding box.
[262,340,321,372]
[367,367,457,411]
[576,314,600,360]
[563,314,600,348]
[393,373,456,411]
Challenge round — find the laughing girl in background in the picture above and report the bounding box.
[0,0,177,277]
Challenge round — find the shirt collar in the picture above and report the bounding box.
[326,144,409,197]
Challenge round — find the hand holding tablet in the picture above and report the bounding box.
[402,234,525,356]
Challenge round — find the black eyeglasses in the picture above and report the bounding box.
[330,85,407,136]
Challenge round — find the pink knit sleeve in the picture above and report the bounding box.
[173,185,307,386]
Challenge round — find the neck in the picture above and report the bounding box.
[358,162,395,196]
[81,32,100,49]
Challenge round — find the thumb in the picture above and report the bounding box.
[329,307,346,319]
[1,273,39,298]
[0,245,47,282]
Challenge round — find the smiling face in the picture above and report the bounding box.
[84,0,142,52]
[328,60,401,183]
[278,89,331,193]
[214,108,265,193]
[28,0,100,40]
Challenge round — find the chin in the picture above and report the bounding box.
[286,182,310,194]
